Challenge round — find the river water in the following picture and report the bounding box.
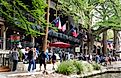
[90,73,121,78]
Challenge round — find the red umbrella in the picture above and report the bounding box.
[49,42,70,48]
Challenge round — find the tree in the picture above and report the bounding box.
[0,0,47,36]
[94,0,121,52]
[58,0,105,54]
[58,0,121,54]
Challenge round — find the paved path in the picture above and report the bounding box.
[0,63,57,78]
[1,61,121,78]
[0,73,7,78]
[101,61,121,70]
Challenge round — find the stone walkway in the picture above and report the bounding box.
[0,63,57,78]
[103,61,121,69]
[1,61,121,78]
[0,74,6,78]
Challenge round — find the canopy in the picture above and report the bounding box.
[49,42,71,48]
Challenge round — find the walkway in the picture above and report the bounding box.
[104,61,121,69]
[1,61,121,78]
[0,74,6,78]
[0,63,57,78]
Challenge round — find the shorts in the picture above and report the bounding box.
[39,60,46,66]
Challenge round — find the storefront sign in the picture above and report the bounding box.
[75,47,80,52]
[10,35,20,41]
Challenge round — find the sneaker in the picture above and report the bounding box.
[31,74,35,77]
[32,70,36,73]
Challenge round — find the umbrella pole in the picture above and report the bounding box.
[43,0,50,52]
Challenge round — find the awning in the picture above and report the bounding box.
[49,42,71,48]
[48,30,80,43]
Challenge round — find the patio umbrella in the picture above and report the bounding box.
[49,42,71,48]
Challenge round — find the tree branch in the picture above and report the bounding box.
[92,26,111,35]
[109,0,119,17]
[12,1,30,32]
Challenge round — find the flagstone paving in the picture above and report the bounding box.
[1,61,121,78]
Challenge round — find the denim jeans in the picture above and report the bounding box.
[28,59,35,72]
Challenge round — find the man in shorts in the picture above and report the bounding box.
[39,51,47,71]
[51,52,56,70]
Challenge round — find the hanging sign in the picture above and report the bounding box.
[75,47,80,52]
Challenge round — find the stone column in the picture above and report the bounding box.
[3,26,7,50]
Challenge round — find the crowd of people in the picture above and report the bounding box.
[9,47,57,72]
[77,50,119,66]
[8,46,120,72]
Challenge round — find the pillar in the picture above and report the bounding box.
[3,26,6,50]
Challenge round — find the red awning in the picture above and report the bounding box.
[49,42,70,48]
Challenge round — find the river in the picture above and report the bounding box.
[90,73,121,78]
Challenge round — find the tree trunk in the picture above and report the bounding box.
[102,31,107,54]
[87,29,92,54]
[113,29,118,50]
[90,36,95,54]
[42,0,50,52]
[87,34,95,54]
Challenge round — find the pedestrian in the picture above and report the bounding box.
[95,54,100,64]
[89,53,92,63]
[25,47,29,62]
[51,52,56,70]
[33,48,38,70]
[11,48,19,71]
[59,50,63,62]
[27,48,35,72]
[9,48,13,71]
[39,51,47,71]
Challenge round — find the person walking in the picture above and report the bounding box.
[33,48,38,70]
[51,52,56,70]
[59,50,63,62]
[39,51,47,71]
[11,48,19,71]
[95,54,100,64]
[27,48,35,72]
[9,48,13,70]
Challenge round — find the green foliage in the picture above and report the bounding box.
[93,0,121,31]
[92,62,101,70]
[57,60,76,75]
[73,60,84,74]
[59,0,121,34]
[57,60,97,75]
[58,0,103,29]
[0,0,47,37]
[86,63,94,72]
